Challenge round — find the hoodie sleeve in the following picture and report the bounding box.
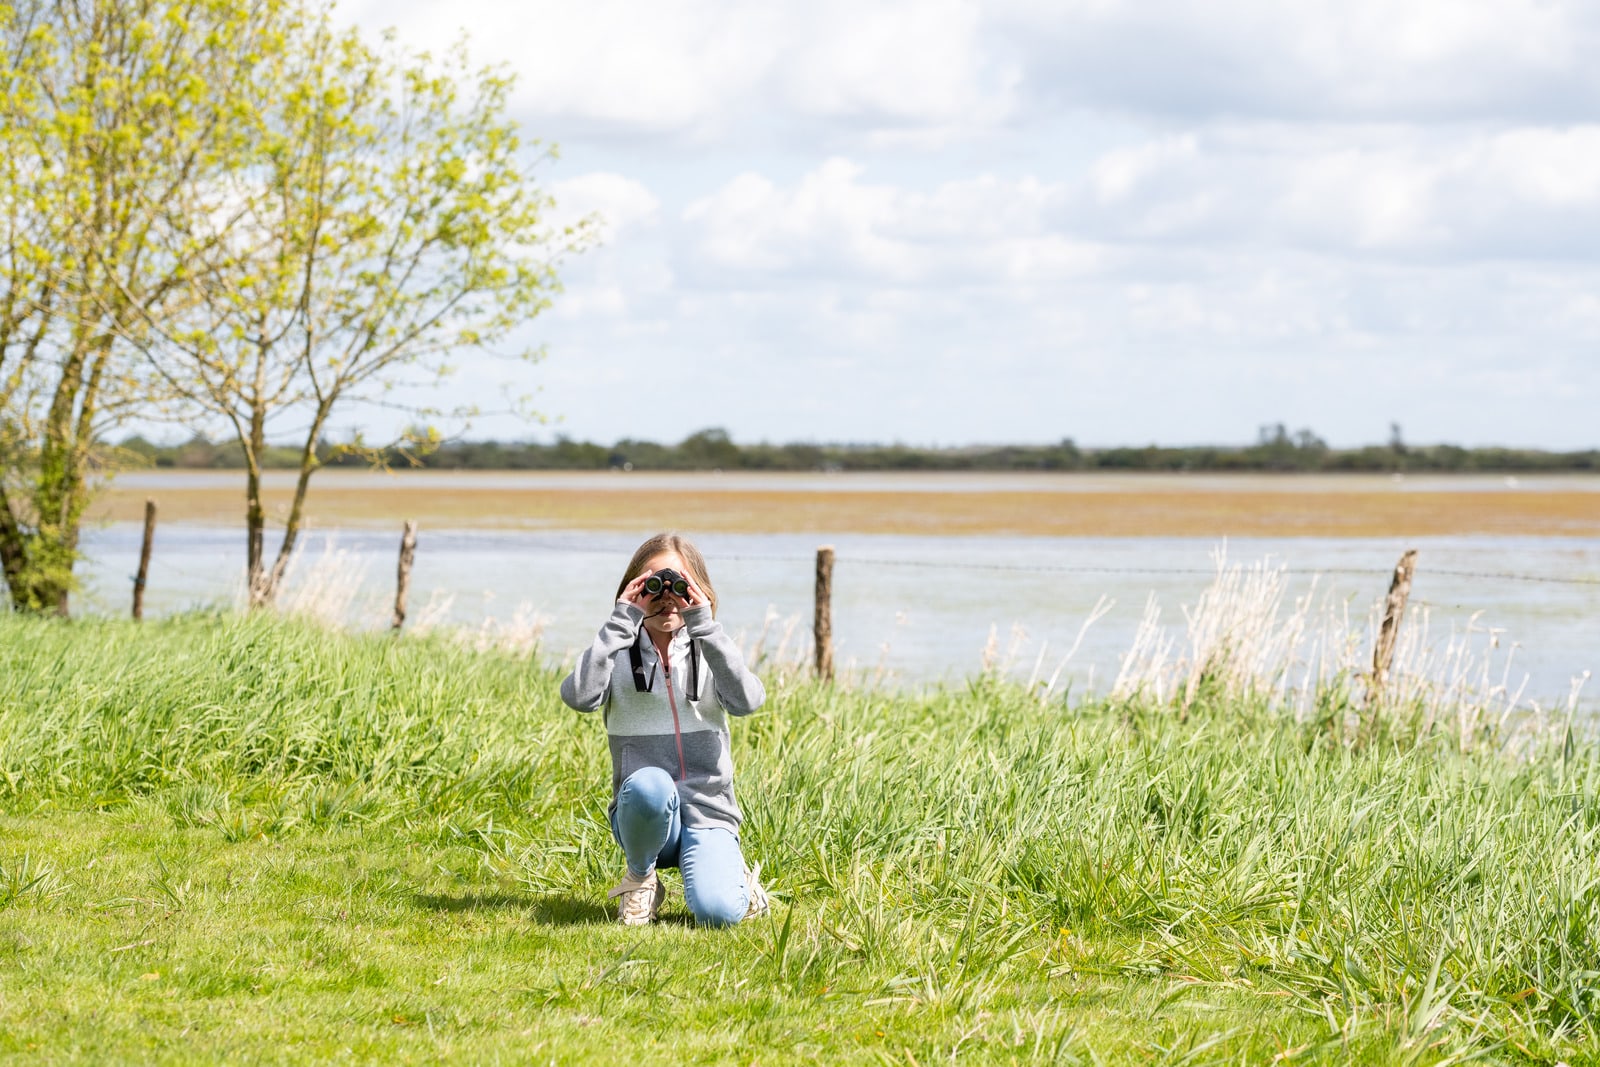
[560,602,644,712]
[683,605,766,715]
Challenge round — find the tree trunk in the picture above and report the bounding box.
[245,465,267,607]
[29,332,89,616]
[0,487,28,608]
[243,329,271,607]
[0,539,73,615]
[254,407,331,606]
[21,252,124,617]
[243,409,267,608]
[132,499,156,620]
[0,488,62,615]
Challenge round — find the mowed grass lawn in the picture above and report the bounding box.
[2,614,1598,1064]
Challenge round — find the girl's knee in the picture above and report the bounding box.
[685,883,748,927]
[618,767,676,810]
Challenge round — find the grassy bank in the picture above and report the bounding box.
[1,613,1597,1064]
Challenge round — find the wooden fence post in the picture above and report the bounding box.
[814,545,835,682]
[132,499,156,621]
[1371,548,1418,698]
[391,520,418,631]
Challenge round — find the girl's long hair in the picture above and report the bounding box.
[615,532,718,616]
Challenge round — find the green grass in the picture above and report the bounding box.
[1,611,1597,1064]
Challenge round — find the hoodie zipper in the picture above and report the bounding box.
[661,644,687,782]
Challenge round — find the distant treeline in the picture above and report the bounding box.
[117,425,1600,474]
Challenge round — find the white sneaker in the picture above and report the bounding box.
[744,863,769,920]
[609,869,666,926]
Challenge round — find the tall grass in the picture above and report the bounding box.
[1,609,1597,1059]
[0,612,594,818]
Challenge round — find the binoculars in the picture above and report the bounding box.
[644,568,689,598]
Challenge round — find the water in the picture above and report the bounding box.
[74,524,1600,711]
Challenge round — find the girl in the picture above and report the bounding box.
[559,533,768,926]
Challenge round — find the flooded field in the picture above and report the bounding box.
[75,492,1600,712]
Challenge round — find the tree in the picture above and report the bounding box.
[0,0,281,613]
[678,428,741,470]
[129,6,588,606]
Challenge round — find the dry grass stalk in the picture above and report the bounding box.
[274,536,376,627]
[1028,594,1115,705]
[742,607,809,686]
[1108,547,1561,751]
[459,602,548,658]
[269,539,546,657]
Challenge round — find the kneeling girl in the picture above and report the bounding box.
[559,532,767,926]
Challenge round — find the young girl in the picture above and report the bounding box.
[559,533,768,926]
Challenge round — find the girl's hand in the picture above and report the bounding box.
[680,573,708,608]
[619,572,652,609]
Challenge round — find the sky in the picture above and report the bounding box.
[337,0,1600,450]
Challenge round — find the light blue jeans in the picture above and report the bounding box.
[611,766,751,927]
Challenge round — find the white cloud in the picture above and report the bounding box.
[1090,136,1198,203]
[1065,125,1600,258]
[775,0,1020,129]
[1271,129,1600,256]
[678,126,1600,288]
[345,0,1600,146]
[998,0,1600,122]
[550,172,661,242]
[1473,127,1600,208]
[682,160,1096,283]
[683,160,905,275]
[1274,148,1446,251]
[344,0,1014,140]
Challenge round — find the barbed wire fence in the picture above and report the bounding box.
[104,508,1598,698]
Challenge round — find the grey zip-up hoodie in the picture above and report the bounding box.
[560,602,765,834]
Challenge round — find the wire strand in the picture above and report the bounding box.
[495,539,1600,587]
[106,534,1600,588]
[710,553,1600,587]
